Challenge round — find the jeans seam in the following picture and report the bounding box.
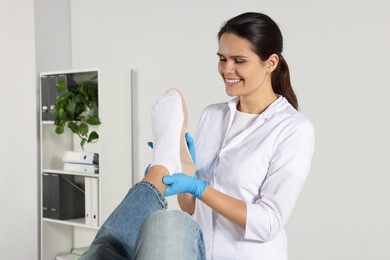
[135,181,168,209]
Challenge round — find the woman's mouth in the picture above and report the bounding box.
[225,78,242,86]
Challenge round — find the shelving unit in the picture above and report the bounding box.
[38,69,133,260]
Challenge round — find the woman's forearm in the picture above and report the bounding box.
[178,193,196,214]
[200,186,247,229]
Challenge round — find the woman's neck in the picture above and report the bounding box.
[238,92,278,115]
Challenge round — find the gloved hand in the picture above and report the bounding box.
[144,132,196,175]
[162,173,206,199]
[184,132,196,164]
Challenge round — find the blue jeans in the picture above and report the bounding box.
[81,181,205,260]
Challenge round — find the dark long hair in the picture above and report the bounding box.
[218,12,298,110]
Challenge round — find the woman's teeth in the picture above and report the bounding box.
[226,79,241,83]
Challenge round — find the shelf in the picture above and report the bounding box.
[39,68,133,260]
[40,68,99,77]
[43,169,99,178]
[43,217,99,230]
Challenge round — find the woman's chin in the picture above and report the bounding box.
[225,86,239,97]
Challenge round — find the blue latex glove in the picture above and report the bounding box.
[185,132,196,164]
[162,173,206,199]
[144,142,154,175]
[144,132,196,175]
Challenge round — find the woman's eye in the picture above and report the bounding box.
[219,58,227,62]
[235,59,245,64]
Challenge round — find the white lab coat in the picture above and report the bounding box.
[193,96,315,260]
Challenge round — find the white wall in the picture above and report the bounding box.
[0,0,71,258]
[34,0,72,72]
[0,0,38,259]
[69,1,390,259]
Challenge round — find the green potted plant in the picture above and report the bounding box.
[52,74,101,149]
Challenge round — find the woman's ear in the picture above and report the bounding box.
[267,54,279,73]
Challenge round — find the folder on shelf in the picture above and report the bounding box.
[47,76,58,121]
[64,163,99,174]
[42,173,51,218]
[41,74,68,121]
[41,76,50,121]
[91,178,99,227]
[84,177,92,226]
[49,75,67,121]
[63,151,99,165]
[85,177,99,227]
[49,174,61,219]
[42,173,85,220]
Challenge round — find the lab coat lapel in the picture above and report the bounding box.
[221,96,285,152]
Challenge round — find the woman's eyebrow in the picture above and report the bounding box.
[217,53,248,59]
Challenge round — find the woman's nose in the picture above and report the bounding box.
[221,61,235,74]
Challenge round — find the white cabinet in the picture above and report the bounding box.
[38,69,133,260]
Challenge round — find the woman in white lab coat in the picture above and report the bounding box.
[163,12,315,260]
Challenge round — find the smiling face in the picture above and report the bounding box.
[217,33,275,100]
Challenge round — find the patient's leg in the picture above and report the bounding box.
[81,89,185,259]
[135,210,206,260]
[81,167,169,260]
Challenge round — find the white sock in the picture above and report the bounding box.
[150,90,183,175]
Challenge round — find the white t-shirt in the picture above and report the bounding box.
[193,96,315,260]
[225,109,259,145]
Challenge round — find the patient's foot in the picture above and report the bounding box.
[149,89,183,175]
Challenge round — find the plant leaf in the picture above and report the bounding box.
[54,117,61,126]
[52,72,99,150]
[86,116,101,125]
[79,123,89,136]
[88,131,99,143]
[80,138,86,150]
[55,125,64,134]
[58,108,65,119]
[67,121,78,134]
[51,107,58,117]
[56,80,66,92]
[66,100,76,119]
